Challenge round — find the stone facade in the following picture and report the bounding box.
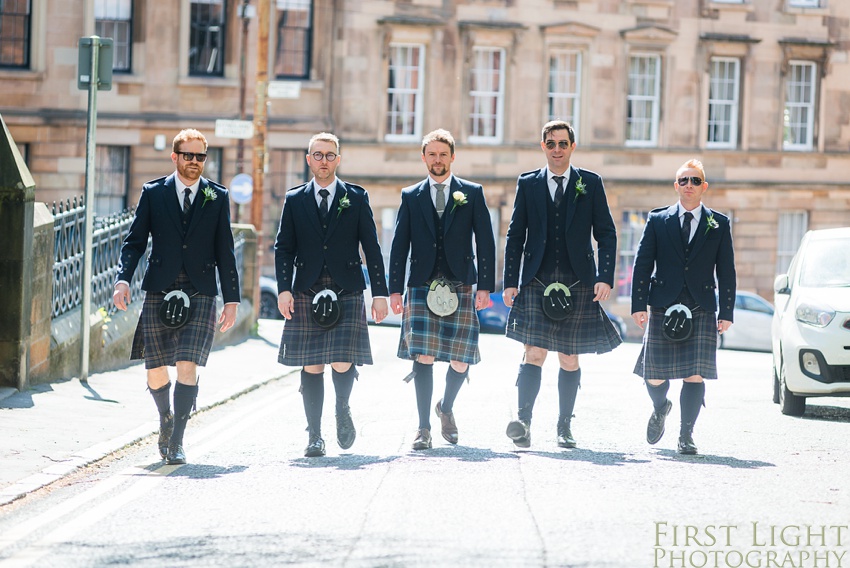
[2,0,849,321]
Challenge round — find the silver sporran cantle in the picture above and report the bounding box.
[541,282,573,321]
[311,289,342,328]
[426,278,459,317]
[158,290,192,329]
[662,303,693,342]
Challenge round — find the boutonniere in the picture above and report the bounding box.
[705,213,719,235]
[574,177,587,202]
[337,192,351,217]
[451,191,468,213]
[201,186,217,207]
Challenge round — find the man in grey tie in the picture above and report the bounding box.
[388,128,496,450]
[630,159,736,455]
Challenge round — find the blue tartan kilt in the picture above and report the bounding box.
[633,305,719,380]
[130,271,217,369]
[397,285,481,364]
[277,276,372,367]
[505,279,622,355]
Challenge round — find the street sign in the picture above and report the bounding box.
[77,37,114,91]
[215,119,254,140]
[230,173,253,204]
[268,81,301,99]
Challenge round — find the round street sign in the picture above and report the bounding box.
[230,173,253,204]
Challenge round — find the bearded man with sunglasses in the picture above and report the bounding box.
[274,132,389,457]
[631,159,736,455]
[502,120,622,450]
[113,128,240,465]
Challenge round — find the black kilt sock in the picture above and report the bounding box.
[680,381,705,434]
[557,368,581,420]
[301,370,325,436]
[440,366,468,414]
[645,380,670,412]
[149,381,172,416]
[517,363,542,423]
[412,361,434,430]
[170,382,198,447]
[332,366,358,413]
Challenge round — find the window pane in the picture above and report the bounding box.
[95,0,132,72]
[204,147,223,184]
[783,61,816,150]
[94,146,130,217]
[548,50,581,133]
[0,0,31,68]
[626,54,660,145]
[189,0,225,76]
[386,44,424,140]
[274,0,311,78]
[707,57,740,148]
[469,47,505,142]
[776,211,808,273]
[618,210,648,298]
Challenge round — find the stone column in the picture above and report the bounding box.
[0,114,37,390]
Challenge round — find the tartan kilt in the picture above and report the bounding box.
[130,271,217,369]
[397,285,481,364]
[633,305,719,380]
[505,279,622,355]
[278,275,372,367]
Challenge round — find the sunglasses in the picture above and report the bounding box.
[677,176,703,187]
[544,140,571,150]
[178,152,207,163]
[311,152,338,162]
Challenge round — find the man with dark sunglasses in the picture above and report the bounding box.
[274,132,389,457]
[113,128,240,465]
[630,159,736,455]
[502,120,622,449]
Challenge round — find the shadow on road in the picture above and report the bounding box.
[801,404,850,423]
[163,464,249,478]
[521,449,651,467]
[290,455,402,470]
[654,450,775,469]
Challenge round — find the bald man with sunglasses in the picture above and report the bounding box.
[113,128,240,465]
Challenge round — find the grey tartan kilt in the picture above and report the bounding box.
[397,284,481,364]
[505,279,622,355]
[278,277,372,367]
[633,305,719,380]
[130,271,217,369]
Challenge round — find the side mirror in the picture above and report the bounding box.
[774,274,790,295]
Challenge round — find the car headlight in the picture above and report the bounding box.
[795,302,835,327]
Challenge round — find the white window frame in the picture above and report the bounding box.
[95,0,132,72]
[626,53,661,147]
[468,46,505,144]
[385,43,425,143]
[783,60,817,151]
[788,0,819,7]
[547,50,582,133]
[617,209,649,299]
[776,211,808,274]
[711,0,744,3]
[707,57,740,149]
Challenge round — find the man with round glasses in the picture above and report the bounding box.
[113,128,240,465]
[630,158,736,455]
[274,132,389,457]
[502,120,621,450]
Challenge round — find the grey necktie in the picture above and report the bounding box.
[435,183,446,217]
[319,188,330,220]
[182,187,191,214]
[682,211,694,245]
[553,176,565,207]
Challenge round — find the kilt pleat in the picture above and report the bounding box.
[397,285,481,364]
[633,306,719,380]
[278,276,372,366]
[131,271,217,369]
[505,280,622,354]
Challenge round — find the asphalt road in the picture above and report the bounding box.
[1,323,849,567]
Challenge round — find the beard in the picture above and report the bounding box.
[178,162,203,182]
[427,163,448,178]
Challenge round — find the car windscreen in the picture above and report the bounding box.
[799,237,850,287]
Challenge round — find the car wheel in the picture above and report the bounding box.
[772,363,780,404]
[259,292,280,320]
[778,357,806,416]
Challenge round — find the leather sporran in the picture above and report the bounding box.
[541,282,573,321]
[426,278,459,317]
[158,290,193,329]
[662,303,693,342]
[311,289,342,328]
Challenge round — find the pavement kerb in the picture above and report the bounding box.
[0,368,298,507]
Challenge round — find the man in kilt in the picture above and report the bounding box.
[113,128,240,465]
[503,120,621,449]
[275,132,389,458]
[631,158,735,455]
[388,129,496,450]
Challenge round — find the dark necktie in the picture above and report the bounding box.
[318,188,330,220]
[681,211,694,246]
[553,176,565,207]
[182,188,191,215]
[435,183,446,217]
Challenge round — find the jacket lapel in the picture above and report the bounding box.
[443,178,461,234]
[324,181,345,241]
[162,174,183,234]
[415,180,437,239]
[665,204,687,261]
[564,165,579,229]
[688,205,712,258]
[534,169,548,229]
[184,177,208,238]
[298,182,323,237]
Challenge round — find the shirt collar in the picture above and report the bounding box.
[429,175,453,189]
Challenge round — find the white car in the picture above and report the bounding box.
[771,227,850,416]
[720,291,774,352]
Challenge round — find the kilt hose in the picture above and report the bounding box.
[633,305,719,380]
[278,275,373,367]
[397,284,481,365]
[130,270,217,369]
[505,279,622,355]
